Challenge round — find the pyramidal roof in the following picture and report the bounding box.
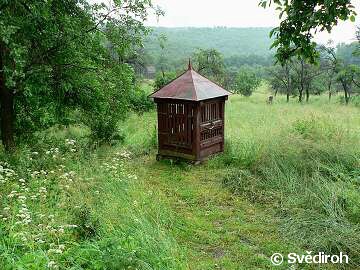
[149,61,231,101]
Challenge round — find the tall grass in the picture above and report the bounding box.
[2,87,360,269]
[213,92,360,267]
[0,128,185,269]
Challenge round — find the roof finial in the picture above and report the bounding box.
[188,58,192,70]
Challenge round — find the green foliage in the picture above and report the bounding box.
[337,42,360,65]
[154,71,177,90]
[267,44,360,102]
[259,0,357,63]
[83,64,133,144]
[141,28,276,83]
[350,95,360,107]
[193,48,225,84]
[143,27,274,69]
[335,64,360,103]
[267,63,295,97]
[336,64,360,84]
[129,85,155,114]
[225,54,274,68]
[234,67,261,96]
[0,0,158,148]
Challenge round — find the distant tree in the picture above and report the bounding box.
[234,67,261,97]
[222,67,238,92]
[157,33,169,76]
[356,26,360,56]
[336,64,360,104]
[320,41,360,104]
[259,0,357,63]
[193,49,225,84]
[290,58,323,102]
[319,43,339,101]
[154,71,177,90]
[224,54,274,68]
[268,61,293,102]
[337,42,360,65]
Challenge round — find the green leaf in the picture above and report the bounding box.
[350,15,355,22]
[269,27,279,38]
[270,40,280,49]
[279,11,285,19]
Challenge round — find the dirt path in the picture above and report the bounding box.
[127,155,294,270]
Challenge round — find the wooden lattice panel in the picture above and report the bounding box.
[158,102,194,149]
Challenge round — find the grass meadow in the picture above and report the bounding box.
[1,84,360,269]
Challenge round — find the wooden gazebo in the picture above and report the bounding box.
[150,61,231,162]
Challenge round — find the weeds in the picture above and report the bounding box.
[217,100,360,268]
[2,92,360,269]
[0,137,183,269]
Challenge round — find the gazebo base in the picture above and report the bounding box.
[156,146,223,164]
[156,149,196,161]
[156,154,203,165]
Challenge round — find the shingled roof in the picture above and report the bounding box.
[149,61,231,101]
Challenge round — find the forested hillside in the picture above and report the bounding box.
[143,27,274,68]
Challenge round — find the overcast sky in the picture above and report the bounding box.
[145,0,360,44]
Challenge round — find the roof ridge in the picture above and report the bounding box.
[193,70,231,94]
[149,62,231,101]
[190,70,198,101]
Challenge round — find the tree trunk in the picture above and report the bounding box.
[305,88,310,102]
[298,60,305,103]
[0,42,15,151]
[342,81,350,105]
[305,80,311,102]
[286,64,290,103]
[298,89,303,102]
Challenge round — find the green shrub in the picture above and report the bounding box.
[129,85,155,114]
[154,71,177,90]
[350,95,360,107]
[73,205,99,240]
[88,114,122,144]
[234,67,261,97]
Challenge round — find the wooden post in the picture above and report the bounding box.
[193,103,201,161]
[221,99,225,152]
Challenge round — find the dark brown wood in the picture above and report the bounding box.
[154,96,227,162]
[151,62,230,162]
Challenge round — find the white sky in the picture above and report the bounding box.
[146,0,360,44]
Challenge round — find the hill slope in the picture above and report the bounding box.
[144,27,274,62]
